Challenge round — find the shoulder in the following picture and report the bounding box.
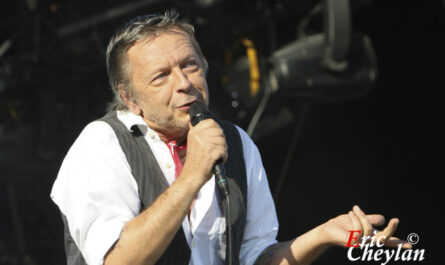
[52,119,135,208]
[78,120,118,144]
[68,120,122,156]
[217,120,264,178]
[233,124,261,160]
[58,120,129,177]
[233,125,254,147]
[214,119,259,158]
[215,119,253,146]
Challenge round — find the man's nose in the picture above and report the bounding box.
[174,68,192,93]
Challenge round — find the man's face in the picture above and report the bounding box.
[125,30,209,140]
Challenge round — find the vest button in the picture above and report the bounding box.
[165,162,171,169]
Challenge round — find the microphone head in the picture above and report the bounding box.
[189,101,212,126]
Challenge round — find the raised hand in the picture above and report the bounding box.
[321,205,412,249]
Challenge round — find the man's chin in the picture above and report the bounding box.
[175,113,191,126]
[178,121,191,131]
[170,118,190,132]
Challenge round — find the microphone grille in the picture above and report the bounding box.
[189,101,211,126]
[190,101,209,117]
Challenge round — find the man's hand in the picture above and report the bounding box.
[254,205,411,265]
[321,205,412,249]
[182,119,227,185]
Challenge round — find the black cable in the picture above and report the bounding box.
[221,195,233,265]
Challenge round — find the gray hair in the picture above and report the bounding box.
[105,11,208,111]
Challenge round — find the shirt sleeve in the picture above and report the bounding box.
[50,121,141,265]
[236,126,279,265]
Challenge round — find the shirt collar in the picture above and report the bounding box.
[116,110,161,141]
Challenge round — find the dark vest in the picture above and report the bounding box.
[62,111,247,265]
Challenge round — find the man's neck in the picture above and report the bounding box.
[159,132,187,146]
[141,117,188,145]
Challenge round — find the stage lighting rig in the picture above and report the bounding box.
[268,0,377,102]
[221,0,377,139]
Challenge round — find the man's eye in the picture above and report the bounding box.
[185,60,198,68]
[154,73,168,81]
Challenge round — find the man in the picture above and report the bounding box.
[51,12,411,265]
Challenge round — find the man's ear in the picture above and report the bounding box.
[120,88,142,115]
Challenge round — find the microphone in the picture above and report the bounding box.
[189,101,230,197]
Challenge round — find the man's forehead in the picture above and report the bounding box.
[127,30,197,62]
[133,29,193,51]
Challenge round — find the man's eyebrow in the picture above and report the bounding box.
[142,51,199,79]
[148,65,166,73]
[181,54,203,67]
[146,61,170,74]
[178,53,196,62]
[142,66,166,84]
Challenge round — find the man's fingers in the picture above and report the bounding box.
[353,205,373,236]
[221,142,228,163]
[385,236,412,249]
[366,214,385,227]
[348,211,362,232]
[373,218,399,246]
[193,118,218,129]
[347,211,363,246]
[381,218,399,238]
[341,206,408,251]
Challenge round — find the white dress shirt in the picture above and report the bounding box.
[51,111,278,265]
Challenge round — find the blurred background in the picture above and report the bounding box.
[0,0,443,264]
